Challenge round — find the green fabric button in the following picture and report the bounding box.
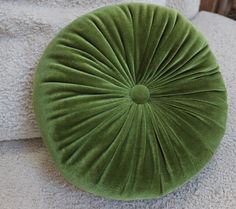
[130,85,150,104]
[33,3,228,200]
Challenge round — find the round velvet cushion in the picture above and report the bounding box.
[33,3,227,200]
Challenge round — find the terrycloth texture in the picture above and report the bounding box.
[0,11,235,208]
[0,0,167,141]
[33,4,227,200]
[167,0,200,19]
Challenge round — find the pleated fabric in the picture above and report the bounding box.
[33,3,228,200]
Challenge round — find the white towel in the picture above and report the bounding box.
[166,0,200,19]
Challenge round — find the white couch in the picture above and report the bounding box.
[0,1,235,208]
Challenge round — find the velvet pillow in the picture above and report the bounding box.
[33,3,227,200]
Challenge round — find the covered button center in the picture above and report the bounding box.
[130,85,150,104]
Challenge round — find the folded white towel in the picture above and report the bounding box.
[166,0,200,19]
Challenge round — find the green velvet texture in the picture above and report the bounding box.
[33,3,228,200]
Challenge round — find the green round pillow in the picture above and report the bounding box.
[33,3,227,200]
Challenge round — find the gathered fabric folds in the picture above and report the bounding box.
[33,3,227,200]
